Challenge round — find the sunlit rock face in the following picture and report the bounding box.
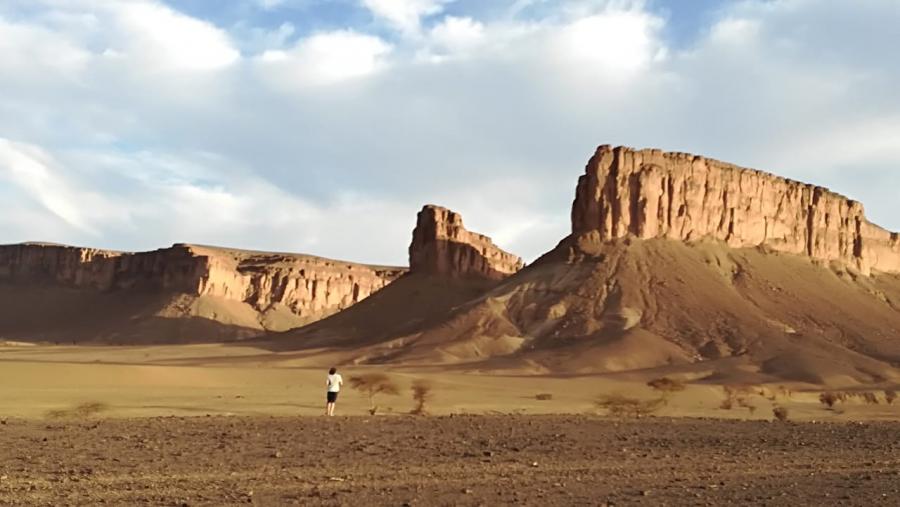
[409,205,524,280]
[571,145,900,275]
[0,243,405,320]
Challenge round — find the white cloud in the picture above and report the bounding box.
[0,17,91,77]
[361,0,452,34]
[0,138,109,235]
[257,30,391,87]
[107,1,239,72]
[0,0,899,265]
[423,16,485,58]
[554,9,664,74]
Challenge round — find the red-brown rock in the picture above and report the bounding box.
[409,205,523,280]
[0,242,405,329]
[571,145,900,275]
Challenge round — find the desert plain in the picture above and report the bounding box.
[1,341,899,506]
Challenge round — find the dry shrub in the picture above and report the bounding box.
[349,373,400,415]
[885,390,897,405]
[535,393,553,401]
[859,392,880,405]
[720,386,755,413]
[819,391,847,409]
[410,380,433,415]
[594,394,665,418]
[647,377,686,394]
[45,401,109,420]
[772,406,789,422]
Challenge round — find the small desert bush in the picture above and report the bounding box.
[819,391,847,409]
[45,401,109,420]
[885,390,897,405]
[720,386,756,414]
[858,392,880,405]
[349,373,400,415]
[772,406,789,422]
[535,393,553,401]
[410,379,433,415]
[594,394,665,418]
[647,377,686,394]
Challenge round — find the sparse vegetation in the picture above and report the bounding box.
[410,379,433,415]
[720,386,756,414]
[772,406,789,422]
[776,385,793,400]
[819,391,847,410]
[349,373,400,415]
[885,390,897,405]
[535,393,553,401]
[647,377,686,394]
[859,392,879,405]
[594,394,665,418]
[45,401,109,419]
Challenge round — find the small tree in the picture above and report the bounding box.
[410,380,433,415]
[720,386,755,413]
[819,391,845,410]
[594,394,665,418]
[859,392,879,405]
[349,373,400,415]
[772,406,789,422]
[647,377,686,394]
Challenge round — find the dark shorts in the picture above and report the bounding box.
[327,391,339,403]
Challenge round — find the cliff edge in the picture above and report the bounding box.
[0,243,405,343]
[571,145,900,275]
[409,205,523,280]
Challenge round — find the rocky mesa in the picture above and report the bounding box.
[0,243,404,320]
[0,243,405,342]
[265,205,524,350]
[0,203,522,344]
[571,145,900,275]
[409,205,524,280]
[287,145,900,386]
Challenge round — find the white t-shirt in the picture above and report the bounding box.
[327,373,343,393]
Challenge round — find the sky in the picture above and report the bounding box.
[1,0,898,266]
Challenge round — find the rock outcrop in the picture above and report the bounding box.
[284,146,900,384]
[571,145,900,275]
[0,243,405,323]
[409,205,524,280]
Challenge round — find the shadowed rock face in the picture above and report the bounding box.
[571,145,900,275]
[409,205,524,280]
[0,243,405,322]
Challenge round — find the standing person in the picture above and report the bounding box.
[325,367,343,416]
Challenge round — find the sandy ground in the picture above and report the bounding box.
[1,415,899,506]
[1,344,899,505]
[1,344,899,422]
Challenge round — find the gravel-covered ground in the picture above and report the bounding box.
[1,415,898,506]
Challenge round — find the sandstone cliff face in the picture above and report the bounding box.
[409,205,524,280]
[0,243,405,322]
[571,145,900,275]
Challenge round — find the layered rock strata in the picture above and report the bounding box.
[0,243,405,320]
[409,205,524,280]
[571,145,900,275]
